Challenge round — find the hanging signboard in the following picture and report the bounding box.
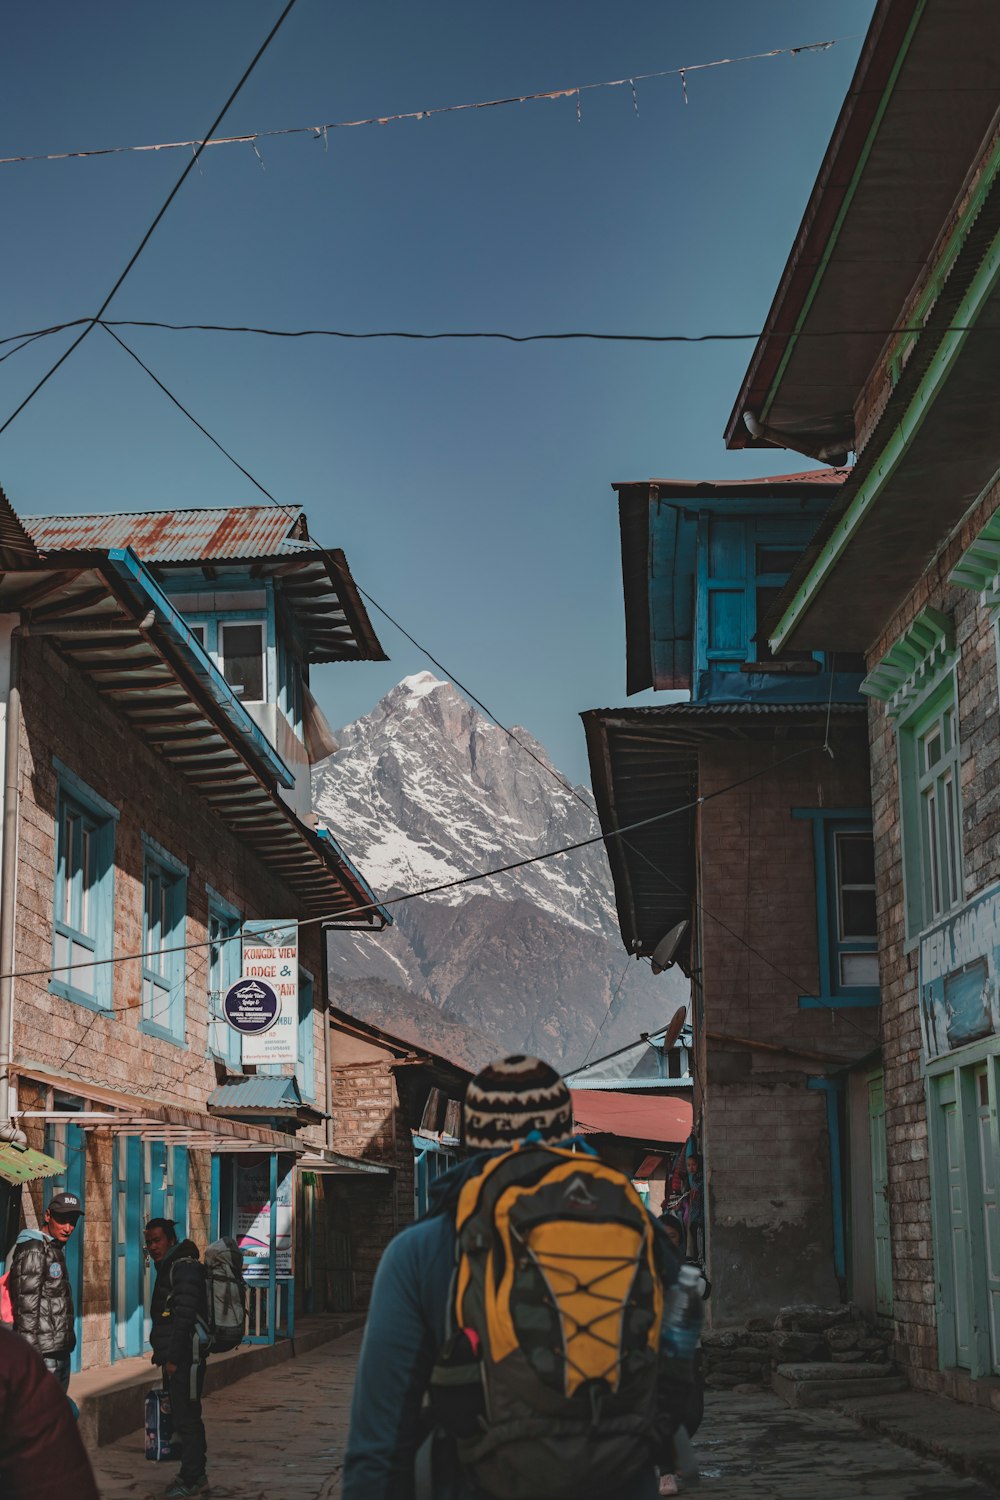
[234,1157,294,1278]
[238,920,298,1064]
[919,882,1000,1063]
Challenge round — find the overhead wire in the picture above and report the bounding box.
[0,37,851,170]
[94,327,877,1042]
[0,316,990,352]
[0,0,302,440]
[0,746,819,988]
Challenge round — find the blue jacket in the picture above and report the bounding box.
[342,1154,669,1500]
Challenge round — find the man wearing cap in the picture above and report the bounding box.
[8,1191,83,1391]
[343,1054,683,1500]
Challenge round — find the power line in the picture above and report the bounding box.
[0,37,850,170]
[0,0,301,440]
[0,746,817,987]
[93,327,875,1038]
[0,315,991,351]
[102,324,286,506]
[575,956,634,1074]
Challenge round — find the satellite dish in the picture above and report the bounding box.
[661,1005,688,1052]
[650,920,689,974]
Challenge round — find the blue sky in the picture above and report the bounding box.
[1,1,874,783]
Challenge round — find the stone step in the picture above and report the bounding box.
[772,1364,909,1410]
[775,1361,894,1382]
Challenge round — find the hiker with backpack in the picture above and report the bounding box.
[145,1218,211,1498]
[343,1054,691,1500]
[144,1218,248,1497]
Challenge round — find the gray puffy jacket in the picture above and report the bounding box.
[8,1230,76,1356]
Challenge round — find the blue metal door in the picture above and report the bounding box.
[111,1136,144,1361]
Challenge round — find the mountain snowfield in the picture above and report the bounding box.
[314,673,686,1069]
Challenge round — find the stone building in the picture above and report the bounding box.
[0,493,390,1368]
[584,472,883,1323]
[327,1006,470,1307]
[724,0,1000,1402]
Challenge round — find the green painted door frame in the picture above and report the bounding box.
[927,1040,1000,1377]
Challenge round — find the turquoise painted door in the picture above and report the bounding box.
[974,1065,1000,1374]
[112,1137,145,1361]
[940,1074,973,1369]
[867,1073,893,1319]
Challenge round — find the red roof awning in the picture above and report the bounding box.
[571,1090,691,1145]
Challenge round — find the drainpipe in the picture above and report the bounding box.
[0,626,21,1133]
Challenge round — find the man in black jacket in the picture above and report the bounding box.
[145,1218,209,1499]
[8,1191,83,1391]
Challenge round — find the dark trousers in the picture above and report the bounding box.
[42,1352,71,1392]
[166,1360,207,1482]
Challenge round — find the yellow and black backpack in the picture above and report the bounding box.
[429,1141,664,1500]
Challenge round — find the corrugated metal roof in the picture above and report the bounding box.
[614,469,849,494]
[570,1090,692,1144]
[0,1143,67,1185]
[24,506,306,561]
[589,702,867,717]
[207,1075,303,1112]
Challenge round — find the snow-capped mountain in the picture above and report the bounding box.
[314,673,686,1069]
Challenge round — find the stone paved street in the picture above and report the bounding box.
[89,1328,1000,1500]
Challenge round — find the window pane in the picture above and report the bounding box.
[756,546,800,575]
[838,833,875,886]
[221,624,264,701]
[189,624,206,647]
[841,888,877,939]
[840,953,879,987]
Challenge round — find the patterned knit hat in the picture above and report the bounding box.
[464,1054,573,1150]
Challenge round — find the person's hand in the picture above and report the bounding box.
[164,1361,177,1376]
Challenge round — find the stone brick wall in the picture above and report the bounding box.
[697,726,877,1323]
[329,1057,408,1307]
[865,480,1000,1397]
[10,635,333,1366]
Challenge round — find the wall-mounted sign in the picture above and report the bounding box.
[919,882,1000,1063]
[239,921,298,1065]
[234,1157,293,1279]
[223,978,279,1035]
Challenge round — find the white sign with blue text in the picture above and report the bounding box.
[919,883,1000,1062]
[238,920,298,1064]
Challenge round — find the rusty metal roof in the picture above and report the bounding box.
[24,505,306,560]
[22,506,387,665]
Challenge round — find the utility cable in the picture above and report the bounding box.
[0,0,301,440]
[93,330,875,1038]
[576,956,633,1074]
[0,315,992,351]
[0,745,818,987]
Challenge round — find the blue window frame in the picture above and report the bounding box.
[698,516,820,674]
[296,968,315,1102]
[793,809,880,1009]
[207,889,242,1069]
[51,762,118,1012]
[140,835,188,1045]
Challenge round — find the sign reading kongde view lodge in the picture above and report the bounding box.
[226,920,299,1064]
[919,883,1000,1062]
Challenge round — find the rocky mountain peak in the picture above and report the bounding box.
[315,676,686,1069]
